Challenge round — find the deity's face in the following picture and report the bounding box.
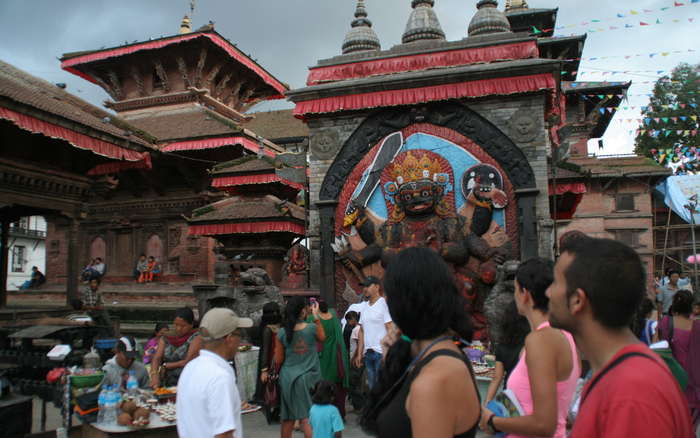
[397,180,440,216]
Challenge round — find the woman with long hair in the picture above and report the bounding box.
[361,247,480,438]
[312,299,350,419]
[255,302,283,424]
[480,258,579,438]
[150,307,201,388]
[275,297,326,438]
[658,290,700,426]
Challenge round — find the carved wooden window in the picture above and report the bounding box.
[614,230,640,247]
[11,246,25,272]
[615,193,635,211]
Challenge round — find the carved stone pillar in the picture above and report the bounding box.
[316,200,338,307]
[0,221,9,308]
[66,219,80,306]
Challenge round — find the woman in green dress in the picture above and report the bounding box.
[311,299,350,419]
[275,297,326,438]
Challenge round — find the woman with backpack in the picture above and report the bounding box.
[658,290,700,427]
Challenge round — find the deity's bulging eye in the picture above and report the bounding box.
[421,190,430,197]
[403,194,412,201]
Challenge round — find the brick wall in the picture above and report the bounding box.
[557,178,656,291]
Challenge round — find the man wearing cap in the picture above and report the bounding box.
[177,307,253,438]
[102,336,150,389]
[352,276,393,389]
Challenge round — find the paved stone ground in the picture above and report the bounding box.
[31,397,491,437]
[30,396,699,438]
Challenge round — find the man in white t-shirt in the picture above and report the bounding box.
[352,276,392,389]
[177,308,253,438]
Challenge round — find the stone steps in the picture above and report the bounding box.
[6,283,199,337]
[7,283,197,308]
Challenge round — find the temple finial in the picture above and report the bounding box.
[179,15,192,34]
[402,0,446,44]
[342,0,381,55]
[468,0,512,37]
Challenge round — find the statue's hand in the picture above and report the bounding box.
[489,247,507,264]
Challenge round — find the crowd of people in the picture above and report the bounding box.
[80,236,699,438]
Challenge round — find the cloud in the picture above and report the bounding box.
[1,0,697,154]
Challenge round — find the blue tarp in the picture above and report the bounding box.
[656,174,700,224]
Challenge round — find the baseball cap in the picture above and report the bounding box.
[199,307,253,341]
[359,276,381,286]
[116,336,137,358]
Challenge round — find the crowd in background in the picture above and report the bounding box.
[250,238,698,438]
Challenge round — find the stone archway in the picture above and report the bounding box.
[316,102,540,304]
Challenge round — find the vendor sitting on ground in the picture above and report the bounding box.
[19,266,46,290]
[102,336,150,390]
[150,307,202,388]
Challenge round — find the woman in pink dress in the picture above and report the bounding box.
[658,289,700,427]
[480,258,580,438]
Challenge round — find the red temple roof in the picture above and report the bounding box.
[61,30,288,100]
[187,194,305,236]
[0,60,152,165]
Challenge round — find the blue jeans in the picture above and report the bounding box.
[364,349,382,390]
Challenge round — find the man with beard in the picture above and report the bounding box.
[546,237,693,437]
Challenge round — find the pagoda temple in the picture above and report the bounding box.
[46,22,292,286]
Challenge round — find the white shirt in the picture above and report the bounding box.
[341,301,368,330]
[359,297,392,354]
[349,325,361,359]
[177,350,242,438]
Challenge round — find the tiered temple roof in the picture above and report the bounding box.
[60,29,288,159]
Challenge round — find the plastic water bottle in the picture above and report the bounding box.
[126,370,138,396]
[97,386,108,424]
[105,385,118,425]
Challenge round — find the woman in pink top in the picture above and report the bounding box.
[658,290,700,427]
[480,258,580,438]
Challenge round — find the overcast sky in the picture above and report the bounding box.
[0,0,698,155]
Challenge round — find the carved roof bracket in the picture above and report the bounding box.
[106,70,123,100]
[194,48,208,88]
[129,65,146,97]
[153,59,170,92]
[176,56,192,88]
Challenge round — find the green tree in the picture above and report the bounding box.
[635,62,700,158]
